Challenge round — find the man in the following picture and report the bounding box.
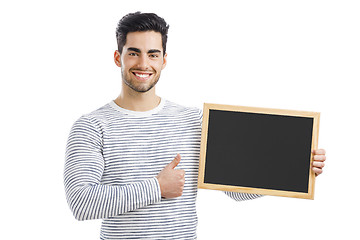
[64,12,326,239]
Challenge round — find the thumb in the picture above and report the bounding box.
[166,154,181,169]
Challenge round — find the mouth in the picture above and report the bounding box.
[132,71,153,81]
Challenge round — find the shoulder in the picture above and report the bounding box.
[162,99,202,116]
[161,99,203,124]
[71,103,114,134]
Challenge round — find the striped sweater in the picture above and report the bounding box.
[64,99,261,239]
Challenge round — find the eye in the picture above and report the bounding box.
[129,52,138,56]
[149,54,159,58]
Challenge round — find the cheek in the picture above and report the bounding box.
[154,60,166,71]
[121,57,136,68]
[160,61,166,70]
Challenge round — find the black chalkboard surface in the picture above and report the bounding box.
[198,103,320,199]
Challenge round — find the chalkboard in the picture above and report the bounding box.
[197,103,320,199]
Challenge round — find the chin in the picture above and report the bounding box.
[128,82,156,93]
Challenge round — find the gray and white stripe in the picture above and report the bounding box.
[64,99,261,239]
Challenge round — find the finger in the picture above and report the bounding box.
[166,154,181,169]
[313,167,323,176]
[312,161,325,169]
[313,149,326,155]
[313,155,326,161]
[176,169,186,178]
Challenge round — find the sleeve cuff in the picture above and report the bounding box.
[150,177,162,202]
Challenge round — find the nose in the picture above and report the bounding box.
[136,54,150,70]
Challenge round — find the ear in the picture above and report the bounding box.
[161,53,167,70]
[114,50,122,68]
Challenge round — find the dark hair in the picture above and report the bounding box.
[116,12,169,55]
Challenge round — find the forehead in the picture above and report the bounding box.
[124,31,163,52]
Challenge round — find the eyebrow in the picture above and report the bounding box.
[127,47,162,54]
[148,49,161,54]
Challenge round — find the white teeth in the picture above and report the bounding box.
[134,73,150,78]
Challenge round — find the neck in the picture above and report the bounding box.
[114,84,161,112]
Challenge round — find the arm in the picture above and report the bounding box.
[64,116,161,221]
[197,109,263,202]
[224,191,263,201]
[224,149,327,201]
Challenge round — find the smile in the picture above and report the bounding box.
[132,72,153,80]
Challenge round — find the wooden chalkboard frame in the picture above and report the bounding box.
[198,103,320,199]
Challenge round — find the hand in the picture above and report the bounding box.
[312,149,326,176]
[156,154,185,199]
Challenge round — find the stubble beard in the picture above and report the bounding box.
[122,69,160,93]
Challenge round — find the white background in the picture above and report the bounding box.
[1,0,359,239]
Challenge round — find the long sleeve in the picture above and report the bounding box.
[64,116,162,221]
[198,109,263,202]
[224,191,263,201]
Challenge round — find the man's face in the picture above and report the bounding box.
[115,31,167,93]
